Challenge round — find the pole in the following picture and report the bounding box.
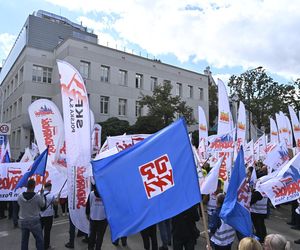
[192,146,211,249]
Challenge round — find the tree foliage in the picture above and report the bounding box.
[100,117,130,144]
[138,83,195,128]
[228,67,297,132]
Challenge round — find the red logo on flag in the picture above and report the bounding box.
[139,154,174,199]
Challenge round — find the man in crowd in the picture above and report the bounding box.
[40,182,59,250]
[18,179,45,250]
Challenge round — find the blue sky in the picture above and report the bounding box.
[0,0,299,85]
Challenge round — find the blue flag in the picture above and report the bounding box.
[92,118,201,241]
[3,151,10,163]
[220,146,252,237]
[15,147,48,190]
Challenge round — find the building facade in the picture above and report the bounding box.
[0,10,209,159]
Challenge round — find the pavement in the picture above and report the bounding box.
[0,203,298,250]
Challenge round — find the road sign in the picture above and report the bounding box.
[0,123,11,135]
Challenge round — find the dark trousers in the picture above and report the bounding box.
[88,219,108,250]
[141,225,158,250]
[173,238,194,250]
[41,216,53,249]
[251,213,267,243]
[214,244,232,250]
[158,219,172,247]
[0,201,7,218]
[12,201,19,226]
[68,216,75,245]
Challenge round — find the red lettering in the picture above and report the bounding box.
[76,167,87,209]
[140,163,156,180]
[154,156,168,175]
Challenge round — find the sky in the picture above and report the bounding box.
[0,0,300,85]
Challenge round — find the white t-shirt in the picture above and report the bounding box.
[40,191,55,217]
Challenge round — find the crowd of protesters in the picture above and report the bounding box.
[0,159,296,250]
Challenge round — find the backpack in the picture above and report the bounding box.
[41,192,50,212]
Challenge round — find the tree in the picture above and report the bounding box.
[228,67,295,132]
[138,83,195,128]
[100,117,130,144]
[208,81,218,129]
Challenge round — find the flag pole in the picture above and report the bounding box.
[58,178,67,196]
[192,146,211,249]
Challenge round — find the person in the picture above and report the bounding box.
[264,234,291,250]
[65,216,75,249]
[17,179,45,250]
[209,193,235,250]
[172,205,200,250]
[250,167,268,243]
[238,237,262,250]
[59,197,68,216]
[140,224,158,250]
[112,237,127,247]
[158,219,172,250]
[40,182,59,250]
[86,186,108,250]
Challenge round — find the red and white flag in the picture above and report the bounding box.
[57,60,91,233]
[270,118,279,144]
[289,106,300,150]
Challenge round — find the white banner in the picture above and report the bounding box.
[270,117,279,144]
[235,101,246,159]
[198,106,208,145]
[276,112,290,148]
[257,153,300,206]
[285,115,293,148]
[20,148,34,162]
[263,143,289,173]
[28,99,66,173]
[289,106,300,149]
[244,140,254,166]
[107,134,150,151]
[201,157,223,194]
[0,162,66,201]
[217,79,233,135]
[92,124,102,155]
[57,60,91,233]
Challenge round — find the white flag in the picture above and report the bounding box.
[57,60,91,233]
[270,118,279,144]
[289,106,300,149]
[201,157,224,194]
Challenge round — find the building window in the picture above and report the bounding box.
[32,65,52,83]
[31,96,52,103]
[119,70,127,86]
[100,96,109,114]
[135,101,142,117]
[176,83,182,97]
[11,131,15,149]
[199,87,204,100]
[100,65,110,82]
[19,66,24,85]
[12,102,17,118]
[150,77,158,91]
[163,80,171,87]
[188,85,193,98]
[17,98,22,116]
[135,73,143,89]
[16,129,21,148]
[118,98,127,116]
[9,80,13,95]
[79,60,90,79]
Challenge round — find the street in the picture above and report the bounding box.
[0,203,298,250]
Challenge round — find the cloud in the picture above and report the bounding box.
[0,33,16,65]
[44,0,300,79]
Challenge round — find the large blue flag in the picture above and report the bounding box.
[15,147,48,190]
[220,146,252,237]
[92,118,201,241]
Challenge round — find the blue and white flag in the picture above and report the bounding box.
[15,147,48,190]
[92,118,201,241]
[220,146,252,237]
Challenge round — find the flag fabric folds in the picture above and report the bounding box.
[220,147,252,237]
[92,118,201,241]
[15,147,48,190]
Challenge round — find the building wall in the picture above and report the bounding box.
[1,14,209,160]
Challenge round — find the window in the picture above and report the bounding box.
[12,102,17,118]
[150,77,158,91]
[11,131,16,149]
[176,83,182,97]
[135,101,142,117]
[79,60,90,79]
[32,65,52,83]
[16,129,21,148]
[188,85,193,98]
[9,80,13,95]
[135,73,143,89]
[163,80,171,87]
[118,98,127,116]
[4,88,6,99]
[19,66,24,85]
[100,96,109,114]
[199,87,204,100]
[100,65,110,82]
[31,96,52,103]
[14,74,18,90]
[119,70,127,86]
[17,98,22,116]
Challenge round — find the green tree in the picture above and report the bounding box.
[228,67,295,132]
[138,83,195,128]
[208,81,218,129]
[100,117,130,144]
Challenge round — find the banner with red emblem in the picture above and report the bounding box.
[57,60,91,233]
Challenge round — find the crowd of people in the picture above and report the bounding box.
[0,160,295,250]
